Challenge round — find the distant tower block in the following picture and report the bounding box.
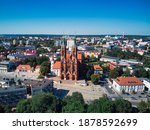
[13,39,16,45]
[67,38,76,51]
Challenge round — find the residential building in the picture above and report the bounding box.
[100,56,119,63]
[112,76,145,93]
[84,51,100,58]
[51,61,61,76]
[54,40,65,46]
[93,65,103,74]
[16,65,32,73]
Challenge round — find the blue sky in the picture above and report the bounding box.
[0,0,150,35]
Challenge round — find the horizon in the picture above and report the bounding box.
[0,0,150,35]
[0,33,150,36]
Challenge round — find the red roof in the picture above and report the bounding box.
[115,76,144,86]
[77,53,82,60]
[25,51,37,55]
[53,61,61,69]
[17,65,32,71]
[93,65,103,70]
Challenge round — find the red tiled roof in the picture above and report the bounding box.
[53,61,61,69]
[115,76,144,86]
[17,65,32,71]
[93,65,103,70]
[77,53,82,60]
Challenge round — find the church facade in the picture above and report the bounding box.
[60,45,82,80]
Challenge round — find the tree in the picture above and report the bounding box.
[88,97,114,113]
[62,92,87,113]
[133,67,149,78]
[122,69,131,77]
[16,99,32,113]
[3,105,13,113]
[0,105,4,113]
[40,61,50,76]
[16,93,62,113]
[109,68,120,79]
[91,74,101,84]
[113,99,132,113]
[138,101,150,113]
[86,69,93,80]
[31,93,61,113]
[36,56,49,65]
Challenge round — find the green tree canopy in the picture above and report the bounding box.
[88,97,114,113]
[40,61,51,76]
[113,99,132,113]
[138,101,150,113]
[122,69,131,77]
[91,74,101,84]
[16,99,32,113]
[16,93,62,113]
[62,92,87,113]
[0,105,4,113]
[31,93,61,113]
[109,68,122,79]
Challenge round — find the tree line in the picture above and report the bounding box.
[0,92,149,113]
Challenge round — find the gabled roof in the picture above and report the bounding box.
[115,76,144,86]
[16,65,32,71]
[53,61,61,69]
[93,65,103,70]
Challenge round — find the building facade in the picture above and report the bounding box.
[143,79,150,92]
[16,65,32,73]
[24,79,53,96]
[60,45,82,80]
[93,65,103,74]
[112,76,145,93]
[0,86,27,105]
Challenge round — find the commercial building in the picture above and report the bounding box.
[0,84,27,105]
[24,79,53,95]
[112,76,145,93]
[143,79,150,92]
[0,61,14,73]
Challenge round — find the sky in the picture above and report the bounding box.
[0,0,150,35]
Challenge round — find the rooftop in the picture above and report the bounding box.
[53,61,61,69]
[115,76,144,86]
[93,65,103,70]
[16,65,32,70]
[24,79,53,88]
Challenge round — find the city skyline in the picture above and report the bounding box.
[0,0,150,35]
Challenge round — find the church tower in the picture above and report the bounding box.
[60,40,79,80]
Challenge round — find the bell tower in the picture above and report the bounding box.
[61,45,66,60]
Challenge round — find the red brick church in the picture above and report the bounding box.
[60,45,82,80]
